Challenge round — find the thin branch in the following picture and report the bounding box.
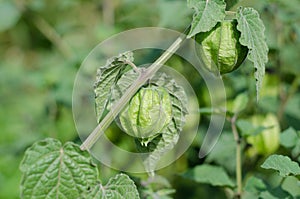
[231,115,242,198]
[125,60,140,73]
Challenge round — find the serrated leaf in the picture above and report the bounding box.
[94,51,134,122]
[187,0,226,38]
[20,138,98,199]
[280,127,298,148]
[182,164,235,187]
[87,173,139,199]
[261,155,300,177]
[236,7,268,100]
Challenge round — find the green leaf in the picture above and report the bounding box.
[232,92,249,114]
[261,155,300,177]
[236,119,269,137]
[205,132,236,173]
[280,127,298,148]
[87,173,140,199]
[244,176,267,196]
[182,164,235,187]
[236,7,268,100]
[187,0,226,38]
[20,138,98,199]
[140,175,175,199]
[281,176,300,197]
[94,51,134,122]
[243,176,291,199]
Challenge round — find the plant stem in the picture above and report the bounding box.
[80,34,186,151]
[231,115,242,198]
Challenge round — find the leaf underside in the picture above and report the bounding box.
[187,0,226,38]
[94,51,134,122]
[236,7,268,100]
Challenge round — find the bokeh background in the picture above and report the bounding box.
[0,0,299,198]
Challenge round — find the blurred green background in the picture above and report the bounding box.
[0,0,299,198]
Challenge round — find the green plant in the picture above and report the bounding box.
[17,0,300,199]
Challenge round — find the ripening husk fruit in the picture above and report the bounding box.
[119,86,172,146]
[196,20,248,74]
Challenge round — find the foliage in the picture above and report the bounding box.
[20,139,139,199]
[0,0,299,198]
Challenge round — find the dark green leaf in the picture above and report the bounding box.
[243,176,291,199]
[20,138,98,199]
[182,164,235,187]
[236,7,268,100]
[187,0,226,38]
[261,155,300,177]
[225,0,241,10]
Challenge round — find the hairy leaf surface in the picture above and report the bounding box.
[20,138,98,199]
[236,7,268,100]
[94,51,134,122]
[187,0,226,38]
[87,174,139,199]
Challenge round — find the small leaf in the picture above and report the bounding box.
[236,119,269,137]
[244,176,266,193]
[244,176,291,199]
[280,127,298,148]
[232,92,249,114]
[281,176,300,197]
[187,0,226,38]
[94,51,134,122]
[182,164,235,187]
[87,173,140,199]
[236,7,268,100]
[20,138,98,199]
[261,155,300,177]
